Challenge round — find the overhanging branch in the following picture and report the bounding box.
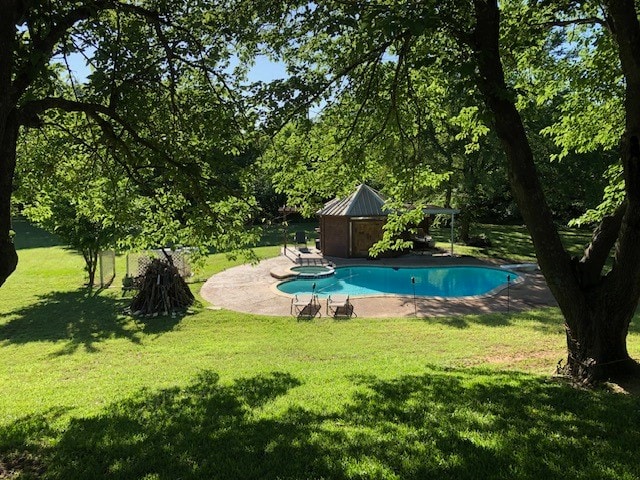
[268,34,400,133]
[18,96,243,201]
[18,97,122,127]
[536,17,607,29]
[14,1,112,98]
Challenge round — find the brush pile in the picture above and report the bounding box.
[129,258,194,316]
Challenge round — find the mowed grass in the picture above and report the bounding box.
[430,223,594,262]
[1,220,639,479]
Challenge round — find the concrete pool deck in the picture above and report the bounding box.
[199,247,557,318]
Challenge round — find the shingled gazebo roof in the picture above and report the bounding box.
[317,184,388,217]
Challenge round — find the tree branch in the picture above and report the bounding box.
[471,0,581,308]
[18,97,120,126]
[18,96,243,206]
[13,1,112,98]
[536,17,607,29]
[333,54,383,149]
[268,36,399,133]
[602,0,640,309]
[391,33,413,146]
[574,202,625,287]
[13,0,212,105]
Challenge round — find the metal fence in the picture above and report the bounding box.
[99,250,116,287]
[126,248,192,279]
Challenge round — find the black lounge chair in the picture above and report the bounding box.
[291,294,321,319]
[294,231,307,248]
[327,294,356,318]
[412,228,435,250]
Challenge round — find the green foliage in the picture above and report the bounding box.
[370,202,426,257]
[250,2,534,250]
[16,123,121,285]
[6,368,640,479]
[569,164,625,227]
[7,0,270,282]
[248,0,617,251]
[501,2,622,221]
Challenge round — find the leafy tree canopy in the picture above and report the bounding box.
[235,0,640,382]
[3,0,268,288]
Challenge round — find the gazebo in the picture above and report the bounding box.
[317,184,388,258]
[317,184,460,258]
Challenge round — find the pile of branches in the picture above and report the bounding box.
[129,258,194,316]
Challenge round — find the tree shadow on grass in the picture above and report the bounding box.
[11,218,62,250]
[428,304,638,338]
[435,306,639,336]
[132,309,188,336]
[431,311,514,329]
[3,367,640,479]
[0,407,72,479]
[0,289,184,354]
[2,372,312,479]
[426,307,565,333]
[342,369,640,479]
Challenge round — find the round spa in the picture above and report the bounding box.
[290,265,336,278]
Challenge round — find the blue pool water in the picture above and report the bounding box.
[278,265,518,298]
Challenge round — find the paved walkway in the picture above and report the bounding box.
[200,248,557,318]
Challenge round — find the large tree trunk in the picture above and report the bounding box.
[0,115,19,288]
[458,209,471,244]
[559,293,637,382]
[472,0,640,383]
[0,3,19,288]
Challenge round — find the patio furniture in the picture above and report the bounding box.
[291,293,321,319]
[294,231,307,248]
[326,294,356,318]
[412,228,435,250]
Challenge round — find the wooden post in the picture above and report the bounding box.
[278,205,297,254]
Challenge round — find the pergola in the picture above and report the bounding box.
[420,205,460,256]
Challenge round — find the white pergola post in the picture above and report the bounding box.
[421,206,460,256]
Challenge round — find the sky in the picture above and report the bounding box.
[62,51,325,116]
[244,55,288,83]
[63,51,289,85]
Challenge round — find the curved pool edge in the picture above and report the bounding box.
[200,254,556,318]
[479,269,525,299]
[275,264,526,300]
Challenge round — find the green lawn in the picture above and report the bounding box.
[1,220,639,479]
[430,223,594,262]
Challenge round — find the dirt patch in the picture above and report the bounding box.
[464,345,563,373]
[483,349,557,364]
[0,450,46,479]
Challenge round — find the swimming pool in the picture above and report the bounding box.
[277,265,519,298]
